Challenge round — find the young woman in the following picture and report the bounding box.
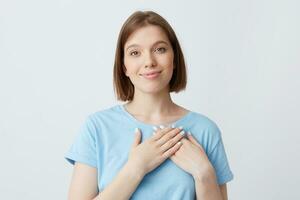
[65,10,234,200]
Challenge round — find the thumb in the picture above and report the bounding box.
[132,128,142,147]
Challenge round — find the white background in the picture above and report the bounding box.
[1,0,299,199]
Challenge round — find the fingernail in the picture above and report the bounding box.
[180,130,185,136]
[187,131,192,135]
[153,126,158,131]
[177,141,182,145]
[179,126,183,130]
[135,128,139,133]
[159,125,165,129]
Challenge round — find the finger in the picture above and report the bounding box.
[156,127,184,145]
[151,126,173,140]
[187,132,201,147]
[160,130,185,152]
[132,128,141,147]
[170,152,180,161]
[161,141,182,159]
[158,125,166,129]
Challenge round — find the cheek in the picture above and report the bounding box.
[164,58,174,71]
[124,58,141,76]
[163,52,174,68]
[123,58,133,74]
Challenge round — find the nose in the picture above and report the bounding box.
[144,51,157,68]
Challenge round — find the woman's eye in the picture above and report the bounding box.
[130,51,139,56]
[156,47,166,53]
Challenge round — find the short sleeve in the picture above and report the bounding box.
[64,115,98,168]
[207,126,234,185]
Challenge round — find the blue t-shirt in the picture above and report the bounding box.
[65,104,234,199]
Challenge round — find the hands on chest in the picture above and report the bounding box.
[126,125,214,180]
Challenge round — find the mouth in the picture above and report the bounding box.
[140,71,162,79]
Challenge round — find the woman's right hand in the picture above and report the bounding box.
[126,126,185,177]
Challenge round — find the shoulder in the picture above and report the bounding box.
[87,104,122,121]
[189,110,221,131]
[183,110,223,142]
[83,104,129,131]
[77,105,123,136]
[183,110,224,154]
[178,105,219,129]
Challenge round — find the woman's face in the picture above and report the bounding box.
[123,25,174,95]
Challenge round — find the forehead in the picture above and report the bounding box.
[124,25,170,49]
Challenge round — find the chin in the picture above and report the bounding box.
[138,85,170,95]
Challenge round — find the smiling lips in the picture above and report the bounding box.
[141,71,162,79]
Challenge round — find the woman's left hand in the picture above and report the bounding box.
[170,132,215,178]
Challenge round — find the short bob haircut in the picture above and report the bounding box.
[113,10,187,101]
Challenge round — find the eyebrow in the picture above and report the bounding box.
[125,40,169,52]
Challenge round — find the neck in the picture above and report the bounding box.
[124,88,177,118]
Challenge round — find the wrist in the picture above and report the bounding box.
[192,164,217,184]
[124,162,145,181]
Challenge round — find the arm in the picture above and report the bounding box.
[194,168,227,200]
[67,162,98,200]
[68,127,184,200]
[92,162,144,200]
[67,162,144,200]
[219,184,228,200]
[169,135,229,200]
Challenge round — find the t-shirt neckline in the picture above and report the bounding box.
[118,104,193,128]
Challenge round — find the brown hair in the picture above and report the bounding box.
[113,10,187,101]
